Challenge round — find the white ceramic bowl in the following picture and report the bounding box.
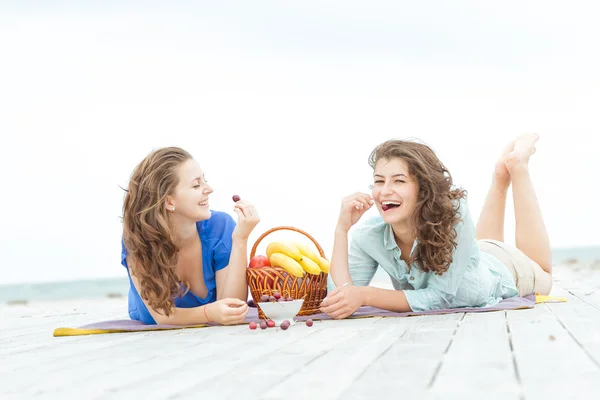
[257,299,304,326]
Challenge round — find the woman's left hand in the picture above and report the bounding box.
[319,285,363,319]
[232,200,260,240]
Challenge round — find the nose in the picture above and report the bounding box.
[381,181,394,195]
[204,183,214,194]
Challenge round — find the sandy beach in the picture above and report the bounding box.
[2,261,600,399]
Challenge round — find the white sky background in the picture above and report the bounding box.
[1,1,599,284]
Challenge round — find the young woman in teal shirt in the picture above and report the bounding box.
[121,147,260,325]
[322,134,552,319]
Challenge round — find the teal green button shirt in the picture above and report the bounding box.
[330,198,519,311]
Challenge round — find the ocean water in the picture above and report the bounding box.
[1,246,599,304]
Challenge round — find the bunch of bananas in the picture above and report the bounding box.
[266,241,330,278]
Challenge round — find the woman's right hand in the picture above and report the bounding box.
[337,192,374,232]
[206,298,249,325]
[231,199,260,241]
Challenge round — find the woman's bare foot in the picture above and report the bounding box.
[505,133,539,174]
[494,140,514,187]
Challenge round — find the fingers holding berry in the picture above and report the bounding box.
[232,195,260,240]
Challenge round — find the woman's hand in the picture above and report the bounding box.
[232,199,260,240]
[337,192,373,232]
[319,285,364,319]
[206,298,249,325]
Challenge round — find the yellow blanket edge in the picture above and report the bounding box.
[535,294,568,304]
[53,324,208,337]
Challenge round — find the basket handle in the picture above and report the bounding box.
[250,226,326,259]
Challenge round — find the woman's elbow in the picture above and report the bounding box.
[152,313,170,325]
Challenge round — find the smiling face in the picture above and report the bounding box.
[371,157,419,226]
[167,158,213,222]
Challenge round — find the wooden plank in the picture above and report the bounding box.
[104,317,384,399]
[545,287,600,365]
[428,311,521,400]
[258,317,409,399]
[1,333,145,374]
[507,300,600,399]
[1,324,241,397]
[337,313,464,400]
[43,320,340,399]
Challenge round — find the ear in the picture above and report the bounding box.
[165,196,176,212]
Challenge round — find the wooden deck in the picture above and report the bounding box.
[2,263,600,399]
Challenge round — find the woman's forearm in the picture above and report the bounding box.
[330,227,354,287]
[359,286,412,313]
[152,305,209,326]
[217,237,249,301]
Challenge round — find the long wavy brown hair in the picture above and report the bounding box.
[122,147,192,316]
[369,139,467,275]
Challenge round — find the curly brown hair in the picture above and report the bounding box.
[122,147,193,316]
[368,139,467,275]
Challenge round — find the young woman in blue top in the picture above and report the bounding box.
[121,147,260,325]
[321,133,552,319]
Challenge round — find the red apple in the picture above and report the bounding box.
[249,255,271,269]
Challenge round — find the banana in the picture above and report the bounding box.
[293,241,330,274]
[269,253,305,278]
[293,241,320,262]
[266,241,303,262]
[316,255,330,274]
[298,256,321,275]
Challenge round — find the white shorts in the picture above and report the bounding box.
[479,239,552,296]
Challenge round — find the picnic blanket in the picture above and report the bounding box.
[52,293,566,337]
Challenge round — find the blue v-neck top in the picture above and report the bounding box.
[120,210,235,324]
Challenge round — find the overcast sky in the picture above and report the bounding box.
[1,1,599,284]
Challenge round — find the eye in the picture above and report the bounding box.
[395,179,405,184]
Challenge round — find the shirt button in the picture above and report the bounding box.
[410,276,415,281]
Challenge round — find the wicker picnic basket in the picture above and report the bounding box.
[247,226,328,320]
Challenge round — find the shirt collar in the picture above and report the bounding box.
[384,224,419,254]
[384,224,397,250]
